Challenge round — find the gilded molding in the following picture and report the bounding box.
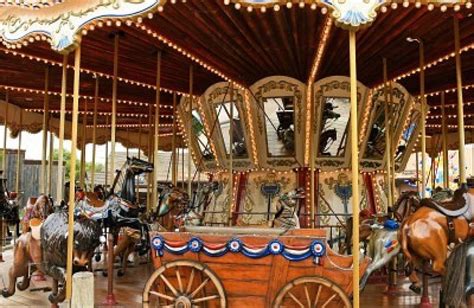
[0,0,165,53]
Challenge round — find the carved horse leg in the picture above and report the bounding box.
[46,265,66,304]
[1,236,30,297]
[114,232,135,277]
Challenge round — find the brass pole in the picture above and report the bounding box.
[126,128,129,158]
[441,92,449,188]
[65,44,81,301]
[110,34,119,194]
[454,17,466,185]
[41,66,50,194]
[56,54,68,202]
[15,111,22,194]
[48,119,53,195]
[152,51,161,212]
[389,81,396,202]
[228,83,234,226]
[188,65,193,197]
[383,59,393,208]
[349,30,360,307]
[419,41,427,198]
[105,116,109,188]
[309,85,315,228]
[80,101,87,188]
[3,91,9,173]
[415,151,420,194]
[181,147,185,190]
[137,118,142,202]
[172,92,177,186]
[146,104,152,210]
[91,77,99,187]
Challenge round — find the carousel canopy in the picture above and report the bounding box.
[0,0,472,157]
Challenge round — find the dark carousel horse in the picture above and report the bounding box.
[276,110,295,153]
[0,175,20,240]
[75,157,153,276]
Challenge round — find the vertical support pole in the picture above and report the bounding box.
[188,65,193,197]
[57,54,68,202]
[15,112,22,194]
[105,116,109,188]
[137,118,142,202]
[349,30,360,307]
[146,104,153,210]
[309,86,315,228]
[228,83,234,226]
[48,119,53,195]
[66,44,81,301]
[383,59,393,209]
[181,147,185,190]
[172,92,177,186]
[454,17,466,186]
[416,151,420,194]
[419,41,427,198]
[104,33,119,306]
[91,77,99,188]
[80,101,87,189]
[3,91,9,172]
[151,51,161,212]
[110,34,119,194]
[441,92,449,188]
[41,66,50,194]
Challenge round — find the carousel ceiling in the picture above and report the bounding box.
[0,0,472,149]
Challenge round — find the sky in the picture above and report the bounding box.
[0,126,132,165]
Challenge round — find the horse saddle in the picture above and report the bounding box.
[420,194,468,218]
[84,193,105,208]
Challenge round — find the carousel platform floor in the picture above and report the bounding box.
[0,249,442,307]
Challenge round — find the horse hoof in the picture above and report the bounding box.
[102,271,108,277]
[409,284,421,294]
[1,289,12,298]
[117,269,124,277]
[94,254,101,262]
[16,280,30,291]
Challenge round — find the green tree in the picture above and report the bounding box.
[53,149,104,181]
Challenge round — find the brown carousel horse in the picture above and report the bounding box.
[400,186,474,306]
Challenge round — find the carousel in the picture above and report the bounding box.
[0,0,473,307]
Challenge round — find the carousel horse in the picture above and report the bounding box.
[358,191,421,291]
[400,186,474,306]
[1,210,101,304]
[272,188,305,230]
[153,184,190,230]
[75,157,153,276]
[21,194,54,234]
[0,176,20,239]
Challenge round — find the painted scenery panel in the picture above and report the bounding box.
[318,97,350,157]
[215,102,247,158]
[395,111,420,163]
[263,97,295,157]
[192,110,213,160]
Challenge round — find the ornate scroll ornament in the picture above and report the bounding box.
[0,0,165,53]
[321,0,386,30]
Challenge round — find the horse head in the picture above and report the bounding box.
[126,156,154,176]
[392,191,420,222]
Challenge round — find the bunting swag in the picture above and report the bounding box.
[151,235,326,264]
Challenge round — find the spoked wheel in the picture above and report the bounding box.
[273,276,351,308]
[143,260,226,308]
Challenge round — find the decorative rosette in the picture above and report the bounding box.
[310,240,326,257]
[227,238,242,253]
[188,237,203,253]
[268,239,284,255]
[152,236,164,251]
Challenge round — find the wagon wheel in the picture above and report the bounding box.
[273,276,351,308]
[143,260,226,308]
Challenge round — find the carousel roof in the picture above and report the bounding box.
[0,0,472,152]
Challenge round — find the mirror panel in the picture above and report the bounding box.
[395,110,420,163]
[318,97,350,157]
[192,109,213,160]
[215,102,248,158]
[363,99,386,160]
[262,97,295,157]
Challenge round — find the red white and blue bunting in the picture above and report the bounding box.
[151,236,326,264]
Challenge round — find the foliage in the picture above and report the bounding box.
[53,149,104,180]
